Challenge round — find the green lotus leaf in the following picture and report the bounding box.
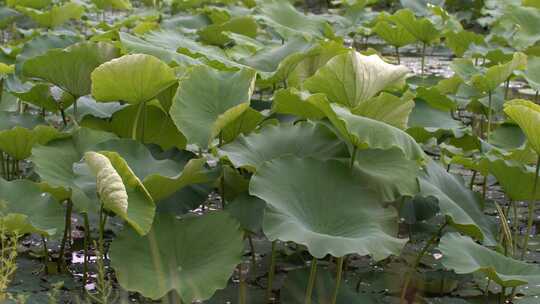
[521,56,540,92]
[419,160,497,245]
[439,233,540,288]
[391,9,439,44]
[450,58,479,82]
[119,32,201,66]
[313,100,425,162]
[198,16,258,46]
[482,155,540,201]
[5,78,74,112]
[271,88,326,119]
[444,30,485,58]
[109,211,243,301]
[92,0,131,10]
[91,139,211,202]
[304,51,409,108]
[170,65,256,149]
[7,0,50,9]
[16,2,84,28]
[219,121,348,172]
[91,54,177,105]
[79,151,154,235]
[0,7,19,29]
[240,36,314,87]
[400,0,444,16]
[219,106,265,144]
[504,99,540,155]
[286,40,349,88]
[0,178,64,236]
[30,127,117,212]
[250,156,407,260]
[81,101,186,150]
[0,112,68,160]
[352,92,415,129]
[502,5,540,50]
[373,19,417,48]
[73,96,126,119]
[416,86,458,111]
[15,33,81,73]
[256,0,332,39]
[354,148,420,202]
[488,122,526,150]
[225,193,265,233]
[470,52,527,93]
[23,42,120,98]
[407,100,464,143]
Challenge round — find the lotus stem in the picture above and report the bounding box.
[470,170,477,190]
[482,175,488,200]
[421,42,427,77]
[535,91,539,103]
[486,90,493,142]
[504,79,510,100]
[0,152,5,179]
[512,201,518,255]
[247,234,256,269]
[330,256,344,304]
[82,213,90,288]
[58,200,73,272]
[395,46,401,65]
[42,236,49,274]
[239,262,247,304]
[132,102,145,141]
[73,98,78,124]
[400,222,447,304]
[304,258,318,304]
[266,240,277,303]
[520,155,540,260]
[350,146,357,170]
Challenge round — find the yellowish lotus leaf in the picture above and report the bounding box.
[83,151,128,215]
[504,99,540,155]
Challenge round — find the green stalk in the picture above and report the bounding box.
[82,213,90,288]
[421,42,427,77]
[512,201,518,256]
[0,152,5,179]
[395,46,401,65]
[57,200,73,272]
[266,241,277,303]
[520,155,540,260]
[42,236,49,274]
[330,256,344,304]
[247,234,257,269]
[470,170,477,190]
[504,79,510,101]
[400,222,447,304]
[239,262,246,304]
[486,90,493,142]
[304,258,318,304]
[350,146,357,170]
[131,102,145,140]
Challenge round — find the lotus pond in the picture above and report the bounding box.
[2,0,540,303]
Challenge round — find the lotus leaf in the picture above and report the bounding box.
[109,211,243,301]
[250,156,407,260]
[504,99,540,155]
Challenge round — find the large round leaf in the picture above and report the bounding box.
[16,2,84,28]
[109,211,243,301]
[504,99,540,155]
[170,65,256,149]
[304,51,409,109]
[439,233,540,288]
[219,121,348,171]
[0,178,64,236]
[250,156,406,260]
[22,42,120,97]
[91,54,177,104]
